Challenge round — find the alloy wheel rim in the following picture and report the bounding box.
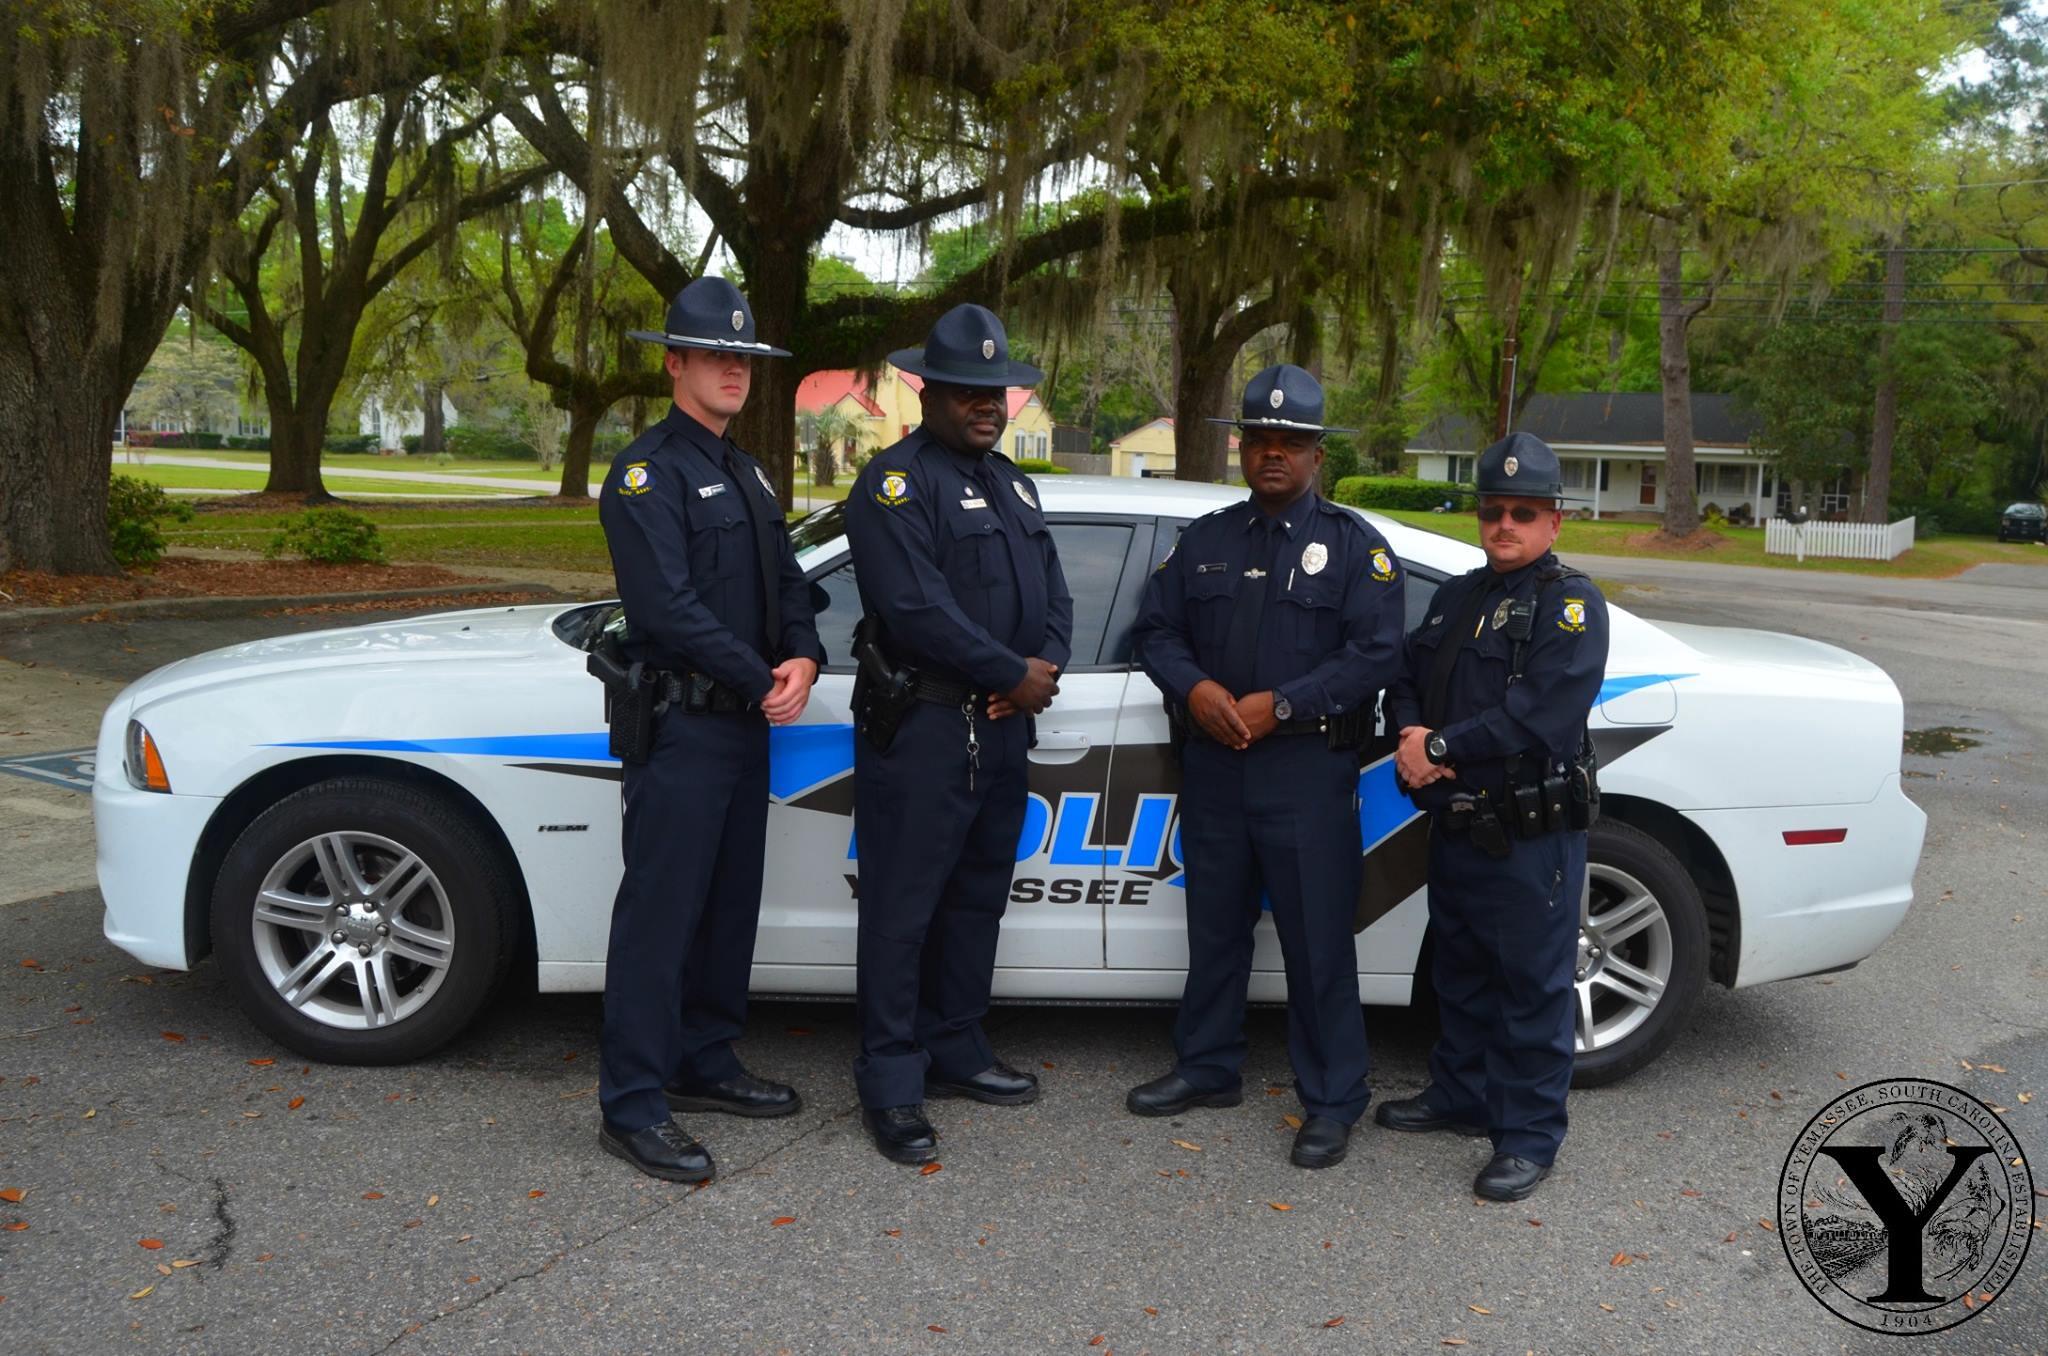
[1573,863,1672,1054]
[250,830,454,1030]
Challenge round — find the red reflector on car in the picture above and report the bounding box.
[1782,828,1847,846]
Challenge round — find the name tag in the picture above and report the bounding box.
[1195,562,1228,574]
[697,483,727,499]
[960,497,988,510]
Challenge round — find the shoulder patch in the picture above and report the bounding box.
[873,468,912,507]
[618,462,652,496]
[1369,547,1396,582]
[1558,596,1589,633]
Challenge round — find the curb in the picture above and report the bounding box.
[0,581,574,631]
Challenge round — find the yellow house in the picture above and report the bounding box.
[796,368,1053,465]
[1109,417,1236,477]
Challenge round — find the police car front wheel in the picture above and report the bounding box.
[210,777,517,1064]
[1568,819,1708,1088]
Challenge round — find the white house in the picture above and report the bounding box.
[361,390,461,451]
[1406,393,1861,522]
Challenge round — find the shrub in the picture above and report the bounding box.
[1331,475,1471,512]
[106,474,193,569]
[324,434,378,454]
[401,434,424,454]
[446,425,538,460]
[224,434,270,451]
[265,508,386,565]
[1895,498,2003,537]
[1014,457,1070,475]
[1319,437,1361,492]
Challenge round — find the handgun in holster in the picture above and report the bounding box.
[850,615,916,753]
[585,623,660,765]
[1163,699,1190,760]
[1443,792,1513,860]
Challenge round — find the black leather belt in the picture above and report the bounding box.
[1189,717,1333,742]
[655,670,753,713]
[912,674,988,708]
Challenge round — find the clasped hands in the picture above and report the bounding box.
[987,656,1061,719]
[1186,679,1282,751]
[760,657,818,725]
[1395,724,1456,789]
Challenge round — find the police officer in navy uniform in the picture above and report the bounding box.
[1124,364,1406,1170]
[1379,430,1609,1201]
[594,277,825,1183]
[842,304,1073,1165]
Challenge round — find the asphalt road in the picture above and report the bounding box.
[1,559,2044,1355]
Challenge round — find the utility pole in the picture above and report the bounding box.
[1495,271,1522,439]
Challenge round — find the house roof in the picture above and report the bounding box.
[1411,392,1762,452]
[1109,416,1238,451]
[895,371,1038,419]
[795,370,884,419]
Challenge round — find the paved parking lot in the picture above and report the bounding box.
[1,561,2044,1354]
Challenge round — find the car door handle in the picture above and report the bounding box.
[1028,730,1091,764]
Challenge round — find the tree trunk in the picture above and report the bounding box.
[1865,243,1904,523]
[1656,237,1701,538]
[420,382,446,454]
[729,234,808,507]
[559,398,601,499]
[264,398,335,500]
[1172,353,1236,484]
[0,349,124,575]
[812,440,837,488]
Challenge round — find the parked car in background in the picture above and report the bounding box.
[1998,501,2047,543]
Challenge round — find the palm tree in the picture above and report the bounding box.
[798,406,866,489]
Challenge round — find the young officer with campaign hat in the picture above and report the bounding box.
[841,303,1074,1165]
[1381,429,1609,1201]
[594,276,824,1183]
[1124,363,1408,1169]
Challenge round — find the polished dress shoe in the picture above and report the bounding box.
[1474,1152,1550,1201]
[926,1061,1040,1106]
[863,1105,940,1165]
[1373,1094,1488,1138]
[599,1117,715,1184]
[1290,1115,1351,1169]
[1125,1072,1244,1117]
[665,1072,802,1119]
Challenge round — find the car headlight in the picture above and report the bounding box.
[124,720,171,793]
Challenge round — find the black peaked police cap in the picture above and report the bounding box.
[626,276,791,357]
[1206,363,1356,435]
[887,303,1044,387]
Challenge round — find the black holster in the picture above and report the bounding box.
[850,616,917,753]
[1441,793,1513,860]
[586,633,660,765]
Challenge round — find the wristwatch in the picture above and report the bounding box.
[1425,731,1449,765]
[1272,693,1293,722]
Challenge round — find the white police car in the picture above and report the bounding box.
[92,478,1926,1084]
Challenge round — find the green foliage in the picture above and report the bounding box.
[106,474,194,570]
[446,426,538,461]
[1895,498,2006,538]
[1318,438,1361,492]
[1013,458,1069,475]
[1331,476,1470,512]
[264,510,388,565]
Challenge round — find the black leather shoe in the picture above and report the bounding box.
[665,1073,802,1119]
[1290,1115,1351,1169]
[1474,1152,1550,1201]
[599,1118,715,1184]
[1373,1094,1488,1138]
[926,1061,1040,1106]
[862,1105,940,1165]
[1125,1072,1244,1117]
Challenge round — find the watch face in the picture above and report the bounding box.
[1273,696,1292,721]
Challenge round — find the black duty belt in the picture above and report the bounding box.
[912,674,989,708]
[1189,716,1338,743]
[656,670,753,714]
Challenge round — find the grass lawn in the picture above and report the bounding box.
[122,449,853,501]
[1374,509,2048,579]
[115,463,517,498]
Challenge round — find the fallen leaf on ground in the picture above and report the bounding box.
[403,1219,422,1230]
[528,1190,545,1199]
[464,1276,480,1285]
[20,959,40,970]
[1143,1307,1159,1316]
[1269,1202,1292,1211]
[1439,1339,1464,1347]
[920,1162,943,1176]
[1170,1139,1202,1152]
[1089,1338,1105,1347]
[3,1223,27,1232]
[1680,1188,1702,1198]
[129,1286,155,1300]
[1527,1219,1542,1227]
[884,1228,903,1237]
[427,1195,440,1207]
[363,1192,385,1201]
[1041,1061,1055,1070]
[1610,1253,1631,1267]
[928,1325,947,1333]
[171,1259,199,1269]
[1598,1302,1616,1313]
[154,1264,171,1276]
[1758,1219,1776,1232]
[1468,1305,1491,1315]
[1724,1232,1739,1243]
[287,1096,305,1110]
[139,1239,164,1250]
[1981,1063,2009,1074]
[81,1109,96,1119]
[1323,1316,1345,1328]
[161,1031,185,1042]
[1281,1114,1303,1130]
[247,1058,274,1066]
[0,1189,21,1204]
[771,1216,796,1227]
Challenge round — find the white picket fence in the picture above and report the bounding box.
[1763,516,1916,562]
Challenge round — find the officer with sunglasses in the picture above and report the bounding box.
[1379,430,1608,1202]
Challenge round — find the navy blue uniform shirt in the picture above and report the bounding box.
[843,430,1073,690]
[1387,549,1609,802]
[1131,491,1407,720]
[597,404,824,701]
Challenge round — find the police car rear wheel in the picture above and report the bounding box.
[211,777,515,1065]
[1568,819,1708,1089]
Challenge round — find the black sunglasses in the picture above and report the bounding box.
[1477,504,1547,524]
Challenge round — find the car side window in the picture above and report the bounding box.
[1048,521,1136,667]
[1403,566,1443,634]
[809,558,861,670]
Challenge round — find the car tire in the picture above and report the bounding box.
[1569,819,1709,1088]
[210,777,517,1064]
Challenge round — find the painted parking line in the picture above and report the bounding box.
[0,748,97,793]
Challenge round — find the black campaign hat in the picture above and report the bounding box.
[626,276,790,357]
[1473,430,1588,501]
[887,303,1043,387]
[1206,364,1355,435]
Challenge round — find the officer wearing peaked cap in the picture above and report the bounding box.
[1379,430,1608,1202]
[1125,364,1407,1170]
[842,303,1074,1166]
[594,276,824,1184]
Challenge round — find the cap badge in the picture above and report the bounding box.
[1504,455,1519,476]
[1269,387,1286,409]
[982,338,996,360]
[1301,541,1328,575]
[731,310,744,332]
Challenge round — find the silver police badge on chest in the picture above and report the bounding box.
[1301,541,1328,575]
[754,466,774,497]
[1492,599,1512,629]
[1012,479,1037,509]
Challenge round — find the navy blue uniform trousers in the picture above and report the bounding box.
[1424,825,1586,1165]
[1172,735,1372,1125]
[599,709,766,1133]
[852,701,1027,1109]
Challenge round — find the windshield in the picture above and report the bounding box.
[789,500,848,553]
[2006,503,2045,516]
